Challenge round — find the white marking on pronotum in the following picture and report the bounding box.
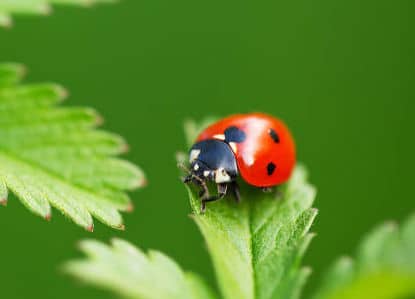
[229,142,237,153]
[194,163,199,170]
[203,170,210,177]
[215,168,231,183]
[189,149,201,162]
[213,134,225,140]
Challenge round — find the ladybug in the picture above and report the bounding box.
[183,112,296,212]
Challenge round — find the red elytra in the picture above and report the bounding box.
[196,113,296,187]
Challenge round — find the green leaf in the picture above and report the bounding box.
[0,62,145,230]
[0,178,7,206]
[183,119,317,299]
[64,238,218,299]
[0,63,26,86]
[0,0,116,27]
[311,214,415,299]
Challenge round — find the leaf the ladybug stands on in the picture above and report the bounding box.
[184,119,317,299]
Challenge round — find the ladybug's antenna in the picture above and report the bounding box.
[178,162,194,183]
[177,162,191,174]
[178,162,207,186]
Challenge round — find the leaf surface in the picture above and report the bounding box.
[0,63,145,230]
[183,119,317,299]
[311,214,415,299]
[64,239,218,299]
[0,0,115,27]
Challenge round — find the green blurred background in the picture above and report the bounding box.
[0,0,414,298]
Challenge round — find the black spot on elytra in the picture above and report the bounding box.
[268,128,280,143]
[224,126,246,143]
[267,162,276,176]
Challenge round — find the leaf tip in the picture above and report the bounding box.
[82,0,95,7]
[141,177,148,187]
[303,265,313,275]
[0,198,8,207]
[16,64,27,78]
[117,224,126,231]
[383,220,398,230]
[40,4,53,15]
[120,143,130,153]
[134,177,147,189]
[95,114,105,126]
[0,15,13,28]
[85,224,94,232]
[338,255,353,265]
[126,202,134,213]
[54,84,69,101]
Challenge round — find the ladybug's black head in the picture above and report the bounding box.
[188,139,238,183]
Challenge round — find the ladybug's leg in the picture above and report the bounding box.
[183,174,210,198]
[262,187,273,193]
[182,175,193,184]
[190,175,210,198]
[197,180,209,198]
[230,181,241,203]
[217,183,228,197]
[201,183,227,213]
